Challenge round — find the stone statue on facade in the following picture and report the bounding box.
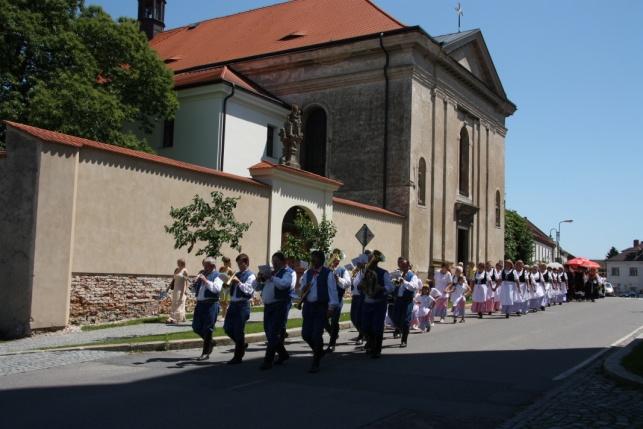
[279,105,303,168]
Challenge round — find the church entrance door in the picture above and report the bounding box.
[457,227,469,266]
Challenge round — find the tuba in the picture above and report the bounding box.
[360,251,385,298]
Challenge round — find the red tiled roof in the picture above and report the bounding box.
[249,160,343,187]
[151,0,405,72]
[333,196,403,218]
[173,66,278,102]
[524,217,555,246]
[4,122,267,188]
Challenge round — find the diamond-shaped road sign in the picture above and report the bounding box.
[355,224,374,249]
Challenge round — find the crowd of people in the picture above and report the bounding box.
[164,250,606,373]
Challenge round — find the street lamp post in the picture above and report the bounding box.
[556,219,574,262]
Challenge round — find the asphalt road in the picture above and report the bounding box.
[1,298,641,429]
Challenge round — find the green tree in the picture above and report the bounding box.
[165,192,252,258]
[281,209,337,263]
[606,246,619,259]
[0,0,178,151]
[504,210,534,263]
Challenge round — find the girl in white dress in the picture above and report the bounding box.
[428,281,442,326]
[415,286,435,332]
[167,258,189,324]
[471,263,489,318]
[433,263,453,323]
[499,260,518,318]
[447,275,470,323]
[533,265,547,311]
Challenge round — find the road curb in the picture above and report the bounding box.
[603,336,643,387]
[8,321,354,355]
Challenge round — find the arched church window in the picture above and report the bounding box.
[459,126,470,196]
[495,190,501,227]
[418,157,426,206]
[302,107,327,176]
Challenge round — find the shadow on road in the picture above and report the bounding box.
[0,345,606,429]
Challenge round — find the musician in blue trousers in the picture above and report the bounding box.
[350,253,369,345]
[223,253,256,364]
[300,250,339,373]
[255,252,295,370]
[192,257,223,361]
[391,257,420,348]
[357,250,394,358]
[324,249,351,353]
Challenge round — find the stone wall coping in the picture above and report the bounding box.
[5,121,268,189]
[333,196,404,219]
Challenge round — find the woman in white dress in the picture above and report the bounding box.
[557,267,568,304]
[513,260,528,316]
[499,260,518,318]
[485,261,496,315]
[471,263,489,319]
[542,265,556,308]
[493,261,503,312]
[534,264,547,311]
[167,258,189,324]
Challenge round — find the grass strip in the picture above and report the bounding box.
[621,340,643,378]
[51,313,351,349]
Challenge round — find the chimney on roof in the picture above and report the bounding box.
[138,0,166,40]
[635,239,640,248]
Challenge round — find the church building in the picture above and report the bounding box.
[0,0,515,336]
[141,0,516,270]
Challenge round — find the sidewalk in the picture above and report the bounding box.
[0,304,352,355]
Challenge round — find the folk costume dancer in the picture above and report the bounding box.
[471,263,489,318]
[391,258,420,348]
[533,265,547,311]
[358,250,394,358]
[350,254,369,345]
[428,282,442,326]
[415,286,435,332]
[493,262,504,312]
[499,260,518,318]
[325,249,351,352]
[542,265,554,308]
[484,261,496,315]
[558,268,568,304]
[223,253,255,365]
[192,257,223,361]
[447,275,470,323]
[299,251,339,373]
[433,263,453,323]
[255,252,296,370]
[513,261,528,316]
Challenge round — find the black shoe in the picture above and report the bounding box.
[196,354,210,361]
[400,342,407,348]
[505,314,510,319]
[478,313,483,319]
[393,329,400,339]
[325,344,335,354]
[356,338,363,345]
[275,353,290,365]
[244,343,249,350]
[227,357,242,365]
[540,306,545,311]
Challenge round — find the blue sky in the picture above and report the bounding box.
[93,0,643,259]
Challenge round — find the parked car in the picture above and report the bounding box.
[604,282,615,296]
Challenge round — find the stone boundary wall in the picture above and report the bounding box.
[70,273,197,325]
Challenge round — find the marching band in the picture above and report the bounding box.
[186,250,584,372]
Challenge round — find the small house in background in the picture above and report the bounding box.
[605,240,643,294]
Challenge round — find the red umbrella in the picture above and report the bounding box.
[567,257,600,269]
